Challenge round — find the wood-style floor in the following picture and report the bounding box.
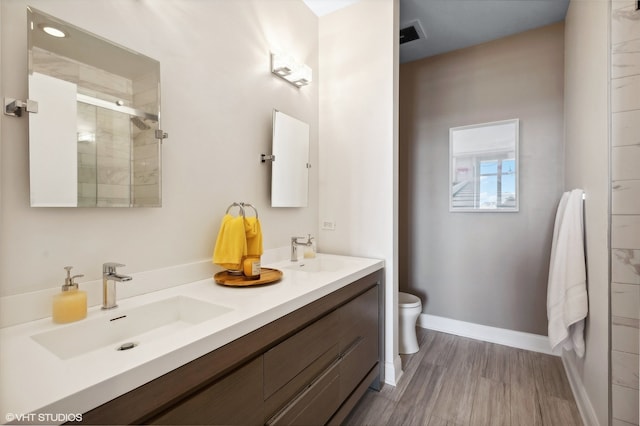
[344,328,583,426]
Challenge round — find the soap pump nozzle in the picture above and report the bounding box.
[62,266,84,291]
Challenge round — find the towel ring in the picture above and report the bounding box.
[225,202,245,217]
[241,202,259,219]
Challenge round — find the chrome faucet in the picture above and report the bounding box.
[291,235,313,262]
[102,262,132,310]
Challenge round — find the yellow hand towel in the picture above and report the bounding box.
[213,214,247,270]
[244,217,263,256]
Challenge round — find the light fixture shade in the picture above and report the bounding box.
[291,64,312,86]
[271,52,312,88]
[271,53,293,76]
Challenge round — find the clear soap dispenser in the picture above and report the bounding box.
[303,234,316,259]
[52,266,87,324]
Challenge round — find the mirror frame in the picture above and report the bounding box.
[449,119,519,212]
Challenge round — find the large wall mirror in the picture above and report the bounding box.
[270,110,310,208]
[450,119,519,212]
[27,7,163,207]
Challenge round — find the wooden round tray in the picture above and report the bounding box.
[214,267,283,287]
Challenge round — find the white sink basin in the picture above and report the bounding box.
[31,296,233,359]
[283,257,345,273]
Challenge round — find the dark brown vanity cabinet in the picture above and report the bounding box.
[78,269,383,426]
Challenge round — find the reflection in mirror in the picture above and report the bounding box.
[450,119,519,212]
[271,110,310,207]
[27,7,162,207]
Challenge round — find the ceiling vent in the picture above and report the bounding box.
[400,20,426,45]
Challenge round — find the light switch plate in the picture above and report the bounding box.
[321,220,336,230]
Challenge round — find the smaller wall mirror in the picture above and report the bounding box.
[270,110,310,208]
[450,119,519,212]
[27,7,163,207]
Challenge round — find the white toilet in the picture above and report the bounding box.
[398,292,422,354]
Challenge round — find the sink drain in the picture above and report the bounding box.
[116,342,138,351]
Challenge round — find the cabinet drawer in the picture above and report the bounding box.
[149,357,263,426]
[264,309,340,399]
[265,344,339,420]
[266,358,341,426]
[339,329,378,402]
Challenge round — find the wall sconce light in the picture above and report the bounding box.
[271,53,312,88]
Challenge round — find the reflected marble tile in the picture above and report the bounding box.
[613,249,640,285]
[133,183,160,201]
[612,283,640,319]
[612,384,640,425]
[97,183,130,200]
[611,1,640,45]
[612,145,640,181]
[78,148,97,165]
[133,169,159,186]
[79,66,131,100]
[612,75,640,113]
[612,110,640,147]
[612,317,640,354]
[613,419,639,426]
[97,167,130,186]
[133,71,159,92]
[78,182,97,199]
[133,89,158,110]
[134,143,158,160]
[612,39,640,79]
[96,198,130,208]
[612,350,639,389]
[96,137,131,160]
[612,180,640,214]
[77,166,97,185]
[612,216,640,249]
[32,48,80,84]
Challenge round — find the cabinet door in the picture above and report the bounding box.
[149,357,264,426]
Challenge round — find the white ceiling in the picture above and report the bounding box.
[303,0,361,16]
[304,0,569,64]
[400,0,570,63]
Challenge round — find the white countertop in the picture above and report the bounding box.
[0,254,383,424]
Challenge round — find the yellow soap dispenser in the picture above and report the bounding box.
[52,266,87,324]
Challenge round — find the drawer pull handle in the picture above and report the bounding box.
[339,335,364,359]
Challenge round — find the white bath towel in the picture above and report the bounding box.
[547,189,588,357]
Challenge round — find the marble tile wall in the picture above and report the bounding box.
[131,72,160,206]
[610,1,640,425]
[95,107,132,207]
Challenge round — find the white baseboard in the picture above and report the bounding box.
[417,314,559,355]
[384,355,403,386]
[561,353,600,426]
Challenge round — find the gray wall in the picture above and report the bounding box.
[399,23,564,335]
